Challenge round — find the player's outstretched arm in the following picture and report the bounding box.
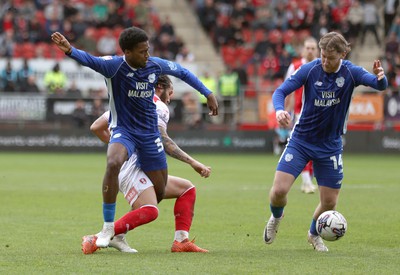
[159,126,211,178]
[51,32,72,55]
[206,93,218,116]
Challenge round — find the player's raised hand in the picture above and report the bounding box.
[373,60,385,81]
[51,32,72,54]
[276,110,291,128]
[206,93,219,116]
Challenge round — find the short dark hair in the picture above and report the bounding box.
[118,27,149,52]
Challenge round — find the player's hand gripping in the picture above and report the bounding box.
[276,110,291,128]
[206,93,219,116]
[373,60,385,81]
[51,32,72,55]
[191,160,211,178]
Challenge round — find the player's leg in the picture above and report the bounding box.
[264,139,308,244]
[145,169,168,203]
[307,187,340,252]
[82,163,158,254]
[307,152,343,252]
[82,188,158,254]
[137,132,168,203]
[111,161,159,253]
[165,176,208,252]
[96,142,128,248]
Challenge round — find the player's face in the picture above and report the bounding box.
[160,85,174,104]
[320,49,345,73]
[303,41,318,62]
[125,41,150,69]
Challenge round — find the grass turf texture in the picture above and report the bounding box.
[0,152,399,274]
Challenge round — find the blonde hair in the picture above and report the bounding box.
[318,32,351,54]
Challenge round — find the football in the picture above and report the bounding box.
[316,210,347,241]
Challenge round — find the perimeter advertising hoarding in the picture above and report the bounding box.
[0,95,46,121]
[0,129,399,153]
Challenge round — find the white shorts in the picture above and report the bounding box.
[118,153,153,206]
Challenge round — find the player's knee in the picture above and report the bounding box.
[106,158,123,174]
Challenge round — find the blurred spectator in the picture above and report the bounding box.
[346,0,364,46]
[75,27,98,55]
[96,28,118,55]
[384,0,399,36]
[232,60,248,86]
[44,0,64,22]
[197,0,218,33]
[311,15,330,40]
[389,16,400,41]
[252,31,271,64]
[90,98,106,123]
[261,48,280,80]
[28,14,45,43]
[92,0,108,27]
[198,71,217,122]
[360,0,381,47]
[0,29,15,58]
[275,48,293,79]
[0,59,18,92]
[134,0,151,29]
[71,99,89,128]
[71,12,89,39]
[330,0,351,30]
[17,59,34,91]
[44,63,67,96]
[159,15,175,36]
[218,67,240,124]
[20,75,41,93]
[104,1,124,28]
[181,91,201,129]
[175,46,195,63]
[65,81,83,98]
[212,16,234,49]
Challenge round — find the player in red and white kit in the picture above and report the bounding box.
[285,37,319,194]
[82,75,210,253]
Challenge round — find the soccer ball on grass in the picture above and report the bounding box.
[316,210,347,241]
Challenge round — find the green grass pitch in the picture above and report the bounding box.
[0,152,399,274]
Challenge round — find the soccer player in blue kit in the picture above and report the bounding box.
[263,32,387,252]
[51,28,218,249]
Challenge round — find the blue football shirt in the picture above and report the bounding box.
[68,48,212,134]
[273,59,388,142]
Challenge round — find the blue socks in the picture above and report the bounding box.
[309,219,318,235]
[103,203,116,222]
[270,205,284,218]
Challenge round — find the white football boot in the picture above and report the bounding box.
[109,234,138,253]
[264,214,283,244]
[307,231,328,252]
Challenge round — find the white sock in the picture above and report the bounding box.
[174,230,189,242]
[301,171,312,184]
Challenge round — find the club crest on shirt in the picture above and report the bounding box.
[336,77,344,87]
[167,61,177,70]
[285,153,293,162]
[148,73,156,83]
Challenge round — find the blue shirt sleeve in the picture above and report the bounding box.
[68,47,120,78]
[151,57,212,97]
[272,63,308,111]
